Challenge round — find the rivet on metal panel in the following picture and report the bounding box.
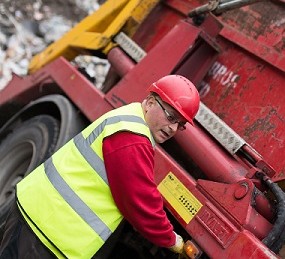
[234,182,249,200]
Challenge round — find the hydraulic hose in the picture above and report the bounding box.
[256,172,285,253]
[270,224,285,254]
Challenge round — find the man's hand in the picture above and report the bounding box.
[169,232,184,254]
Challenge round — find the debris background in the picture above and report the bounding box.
[0,0,109,90]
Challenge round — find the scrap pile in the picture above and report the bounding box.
[0,0,109,90]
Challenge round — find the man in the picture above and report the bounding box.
[0,74,200,258]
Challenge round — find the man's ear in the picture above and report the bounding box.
[143,95,156,115]
[145,95,156,109]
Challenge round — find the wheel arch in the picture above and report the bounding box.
[0,94,89,150]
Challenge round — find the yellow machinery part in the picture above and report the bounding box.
[28,0,160,74]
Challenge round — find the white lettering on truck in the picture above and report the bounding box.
[207,61,240,89]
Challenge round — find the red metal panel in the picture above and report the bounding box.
[46,58,112,120]
[154,147,277,258]
[0,58,112,121]
[132,3,184,52]
[105,20,202,106]
[202,39,285,181]
[220,25,285,73]
[218,1,285,72]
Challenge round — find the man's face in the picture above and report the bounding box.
[144,96,187,143]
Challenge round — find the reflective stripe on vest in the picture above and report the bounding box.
[17,103,155,259]
[44,158,112,241]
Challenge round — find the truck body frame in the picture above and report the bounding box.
[0,0,285,258]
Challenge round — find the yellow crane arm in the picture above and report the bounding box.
[28,0,160,73]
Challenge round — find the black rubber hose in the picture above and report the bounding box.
[258,173,285,252]
[270,221,285,254]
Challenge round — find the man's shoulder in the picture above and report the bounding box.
[103,131,153,152]
[107,131,151,145]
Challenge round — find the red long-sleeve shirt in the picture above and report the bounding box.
[103,131,176,248]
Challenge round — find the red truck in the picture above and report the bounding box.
[0,0,285,258]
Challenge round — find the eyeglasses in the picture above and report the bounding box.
[155,98,186,131]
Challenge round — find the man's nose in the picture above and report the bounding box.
[168,122,179,132]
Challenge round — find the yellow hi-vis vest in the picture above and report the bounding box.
[16,103,155,259]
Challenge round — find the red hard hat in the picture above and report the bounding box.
[148,75,200,125]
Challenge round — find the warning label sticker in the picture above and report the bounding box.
[158,172,203,224]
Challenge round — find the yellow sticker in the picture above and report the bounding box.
[158,172,203,224]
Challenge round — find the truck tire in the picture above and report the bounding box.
[0,115,59,239]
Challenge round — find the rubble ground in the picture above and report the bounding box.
[0,0,109,90]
